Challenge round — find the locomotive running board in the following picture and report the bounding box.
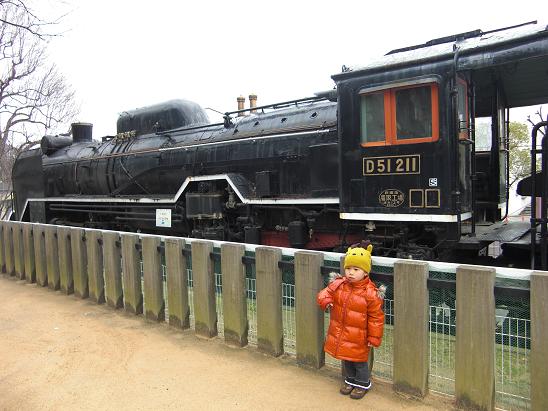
[340,212,472,223]
[18,173,339,221]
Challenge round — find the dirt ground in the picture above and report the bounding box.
[0,275,454,410]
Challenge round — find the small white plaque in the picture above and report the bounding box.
[156,209,172,228]
[429,178,438,187]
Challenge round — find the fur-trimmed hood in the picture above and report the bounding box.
[328,272,386,300]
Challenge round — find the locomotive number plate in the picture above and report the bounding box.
[363,154,420,176]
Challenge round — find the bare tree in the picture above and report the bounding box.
[0,0,61,39]
[527,106,548,138]
[0,1,77,219]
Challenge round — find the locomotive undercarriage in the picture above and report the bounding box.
[43,184,459,259]
[44,196,527,266]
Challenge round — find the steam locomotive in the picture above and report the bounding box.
[12,22,548,266]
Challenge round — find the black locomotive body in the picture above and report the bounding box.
[11,22,548,264]
[13,98,350,249]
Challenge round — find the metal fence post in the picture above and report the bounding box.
[103,232,123,308]
[87,229,105,304]
[191,240,217,338]
[142,236,165,321]
[165,238,189,329]
[221,243,248,347]
[295,250,324,368]
[531,271,548,411]
[393,260,429,397]
[45,226,60,290]
[455,265,495,411]
[121,233,142,315]
[255,246,283,357]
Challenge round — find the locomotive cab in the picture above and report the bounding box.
[335,70,463,259]
[333,22,548,261]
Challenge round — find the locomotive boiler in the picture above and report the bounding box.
[12,21,548,266]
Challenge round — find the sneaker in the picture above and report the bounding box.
[339,383,354,395]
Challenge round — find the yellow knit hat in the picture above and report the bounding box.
[344,244,373,274]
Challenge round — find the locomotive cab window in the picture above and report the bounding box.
[360,82,439,146]
[360,92,386,144]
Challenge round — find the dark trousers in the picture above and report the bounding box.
[342,360,371,389]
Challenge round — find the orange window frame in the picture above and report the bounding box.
[360,82,439,147]
[457,78,469,140]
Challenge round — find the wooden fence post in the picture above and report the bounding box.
[393,260,429,397]
[255,246,283,357]
[45,226,60,290]
[103,232,123,308]
[455,265,495,411]
[34,224,47,286]
[4,222,15,276]
[86,230,105,304]
[22,224,35,283]
[531,271,548,411]
[142,236,165,321]
[13,223,25,280]
[191,240,217,338]
[295,250,324,368]
[121,233,143,315]
[71,227,88,298]
[57,226,73,294]
[221,243,248,347]
[165,238,189,329]
[0,222,5,274]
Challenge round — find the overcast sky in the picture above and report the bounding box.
[37,0,547,138]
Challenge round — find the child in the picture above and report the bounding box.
[317,244,385,399]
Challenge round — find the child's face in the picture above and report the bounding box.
[345,266,367,282]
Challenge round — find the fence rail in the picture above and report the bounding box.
[0,221,547,411]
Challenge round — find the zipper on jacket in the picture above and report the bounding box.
[334,283,353,357]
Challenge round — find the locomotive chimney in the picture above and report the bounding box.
[71,122,93,143]
[237,95,245,116]
[249,94,257,114]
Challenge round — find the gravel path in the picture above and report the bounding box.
[0,275,452,410]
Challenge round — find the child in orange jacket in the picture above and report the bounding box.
[317,244,385,399]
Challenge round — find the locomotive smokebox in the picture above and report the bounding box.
[71,122,93,143]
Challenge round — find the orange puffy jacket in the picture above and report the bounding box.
[317,276,384,362]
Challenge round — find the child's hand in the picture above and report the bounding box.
[326,303,333,312]
[367,336,381,347]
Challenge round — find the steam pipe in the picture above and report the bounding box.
[224,96,326,118]
[503,107,510,221]
[470,82,477,235]
[452,45,462,239]
[529,120,548,268]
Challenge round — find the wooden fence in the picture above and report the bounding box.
[0,221,547,410]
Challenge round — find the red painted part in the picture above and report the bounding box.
[260,231,363,250]
[260,231,290,247]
